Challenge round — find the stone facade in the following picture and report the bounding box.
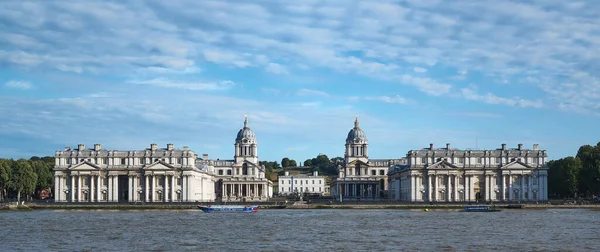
[330,116,406,200]
[388,143,549,202]
[211,116,273,202]
[279,171,327,196]
[53,143,215,203]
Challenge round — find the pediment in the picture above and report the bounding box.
[144,161,174,170]
[69,162,101,171]
[501,160,531,170]
[347,160,369,167]
[427,160,458,169]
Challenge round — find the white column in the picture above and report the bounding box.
[164,176,169,202]
[410,175,415,201]
[171,175,176,202]
[114,175,119,202]
[453,175,458,202]
[128,176,133,202]
[501,175,506,201]
[152,175,156,202]
[90,175,94,202]
[508,175,513,201]
[107,175,113,202]
[520,175,525,201]
[528,175,533,201]
[96,176,101,202]
[145,175,149,202]
[54,175,60,201]
[182,175,187,202]
[433,175,438,201]
[133,176,138,202]
[77,175,82,202]
[446,175,451,202]
[427,175,432,201]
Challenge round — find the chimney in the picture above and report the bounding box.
[518,143,523,150]
[430,143,434,150]
[285,171,289,176]
[78,144,85,151]
[94,144,101,151]
[501,143,506,150]
[64,146,71,151]
[446,143,450,149]
[533,144,539,150]
[314,171,319,177]
[202,154,209,160]
[151,143,158,151]
[167,143,174,150]
[183,146,189,150]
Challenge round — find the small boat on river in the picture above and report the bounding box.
[197,204,259,213]
[461,205,501,212]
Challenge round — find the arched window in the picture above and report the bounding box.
[242,163,248,175]
[355,163,361,176]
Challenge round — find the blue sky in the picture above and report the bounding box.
[1,0,599,162]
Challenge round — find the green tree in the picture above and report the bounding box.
[0,159,13,201]
[11,159,38,202]
[303,159,312,166]
[548,157,581,198]
[30,160,54,193]
[576,142,600,197]
[288,159,297,167]
[281,158,290,168]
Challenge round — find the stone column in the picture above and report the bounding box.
[96,176,101,202]
[520,175,525,201]
[164,176,169,202]
[145,175,149,202]
[453,175,458,201]
[446,175,451,202]
[90,175,94,202]
[77,175,82,202]
[427,175,432,201]
[528,175,533,201]
[181,175,187,202]
[113,175,119,202]
[171,175,176,202]
[107,175,112,202]
[433,175,438,202]
[128,176,133,202]
[54,175,60,201]
[152,175,156,202]
[501,175,506,201]
[133,176,138,202]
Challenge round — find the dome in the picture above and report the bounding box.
[235,116,257,144]
[346,115,368,144]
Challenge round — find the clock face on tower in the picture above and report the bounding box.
[242,138,248,144]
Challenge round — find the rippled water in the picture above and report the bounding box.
[1,208,599,251]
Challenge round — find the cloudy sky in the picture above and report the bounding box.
[1,0,599,162]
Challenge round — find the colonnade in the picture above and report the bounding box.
[221,183,267,201]
[400,173,548,202]
[333,183,381,198]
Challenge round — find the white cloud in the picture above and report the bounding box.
[413,67,427,73]
[265,62,289,75]
[460,88,544,108]
[56,64,83,74]
[5,80,32,90]
[297,88,329,97]
[350,95,408,104]
[128,78,235,91]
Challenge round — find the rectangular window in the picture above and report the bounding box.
[496,157,501,164]
[477,157,482,164]
[458,158,463,164]
[121,158,126,165]
[319,180,322,184]
[312,180,314,184]
[421,157,426,164]
[281,180,284,184]
[371,170,376,175]
[227,170,232,175]
[218,170,223,175]
[533,158,538,164]
[379,170,385,175]
[140,158,145,165]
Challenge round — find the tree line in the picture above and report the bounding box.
[548,142,600,199]
[0,156,54,203]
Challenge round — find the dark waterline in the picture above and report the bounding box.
[1,209,599,251]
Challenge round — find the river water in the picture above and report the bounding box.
[0,208,598,251]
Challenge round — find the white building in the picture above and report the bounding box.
[211,116,273,202]
[279,171,326,196]
[329,116,406,200]
[388,143,549,202]
[53,143,216,203]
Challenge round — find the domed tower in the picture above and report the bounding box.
[344,115,369,171]
[234,115,258,164]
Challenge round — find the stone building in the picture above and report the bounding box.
[388,143,549,202]
[53,143,215,203]
[279,171,327,196]
[329,116,406,200]
[211,116,273,202]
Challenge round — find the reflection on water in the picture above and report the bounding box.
[0,208,599,251]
